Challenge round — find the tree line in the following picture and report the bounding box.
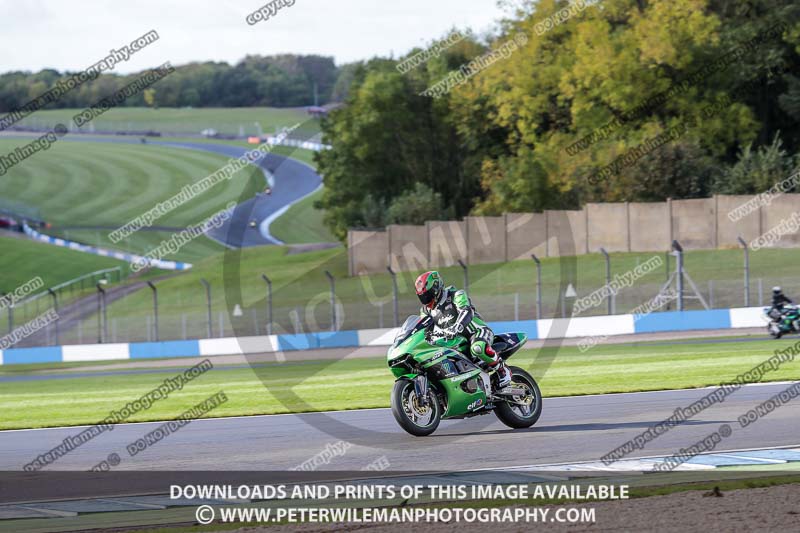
[314,0,800,241]
[0,54,352,111]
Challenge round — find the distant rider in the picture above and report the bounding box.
[771,286,793,313]
[414,271,512,387]
[769,286,794,325]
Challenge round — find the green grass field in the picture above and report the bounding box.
[18,107,317,138]
[0,131,330,323]
[269,188,335,244]
[65,134,320,168]
[0,235,126,294]
[0,132,327,254]
[0,138,267,261]
[1,337,797,430]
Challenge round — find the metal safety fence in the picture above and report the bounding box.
[1,242,793,349]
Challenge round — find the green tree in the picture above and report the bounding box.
[143,88,156,108]
[314,41,482,240]
[386,182,450,225]
[713,134,797,194]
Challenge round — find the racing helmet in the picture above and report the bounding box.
[415,271,444,309]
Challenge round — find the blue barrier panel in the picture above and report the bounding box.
[634,309,731,333]
[489,320,539,340]
[3,346,62,365]
[317,330,360,349]
[277,334,319,351]
[129,341,200,359]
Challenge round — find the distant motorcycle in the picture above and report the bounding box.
[764,305,800,339]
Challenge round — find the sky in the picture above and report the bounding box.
[0,0,511,74]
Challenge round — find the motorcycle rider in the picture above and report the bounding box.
[769,286,796,330]
[771,286,793,312]
[414,270,512,387]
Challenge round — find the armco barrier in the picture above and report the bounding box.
[0,307,768,365]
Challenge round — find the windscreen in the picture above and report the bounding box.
[392,315,422,348]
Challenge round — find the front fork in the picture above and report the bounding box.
[413,374,429,406]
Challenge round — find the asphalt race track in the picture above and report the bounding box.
[154,140,322,247]
[4,133,324,247]
[1,382,796,472]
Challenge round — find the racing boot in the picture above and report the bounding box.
[486,348,512,388]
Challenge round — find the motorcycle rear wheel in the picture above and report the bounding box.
[391,379,441,436]
[494,366,542,429]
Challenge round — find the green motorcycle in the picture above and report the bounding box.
[387,315,542,436]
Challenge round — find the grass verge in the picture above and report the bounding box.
[0,234,126,294]
[1,337,798,430]
[269,188,334,244]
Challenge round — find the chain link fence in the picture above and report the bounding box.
[3,246,794,350]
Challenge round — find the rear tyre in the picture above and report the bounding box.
[494,366,542,429]
[391,379,441,436]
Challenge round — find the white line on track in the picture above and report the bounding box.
[259,183,322,244]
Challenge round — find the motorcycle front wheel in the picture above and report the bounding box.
[494,366,543,429]
[391,379,441,436]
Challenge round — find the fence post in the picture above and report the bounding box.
[457,260,469,293]
[2,293,12,333]
[665,250,672,310]
[708,280,714,308]
[531,255,542,319]
[200,279,212,338]
[261,274,273,336]
[737,236,750,307]
[96,283,107,343]
[387,266,399,327]
[324,271,336,331]
[147,281,159,342]
[48,288,59,346]
[599,247,612,315]
[672,240,684,311]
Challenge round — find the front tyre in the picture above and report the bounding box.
[391,379,441,436]
[494,367,542,429]
[768,323,783,339]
